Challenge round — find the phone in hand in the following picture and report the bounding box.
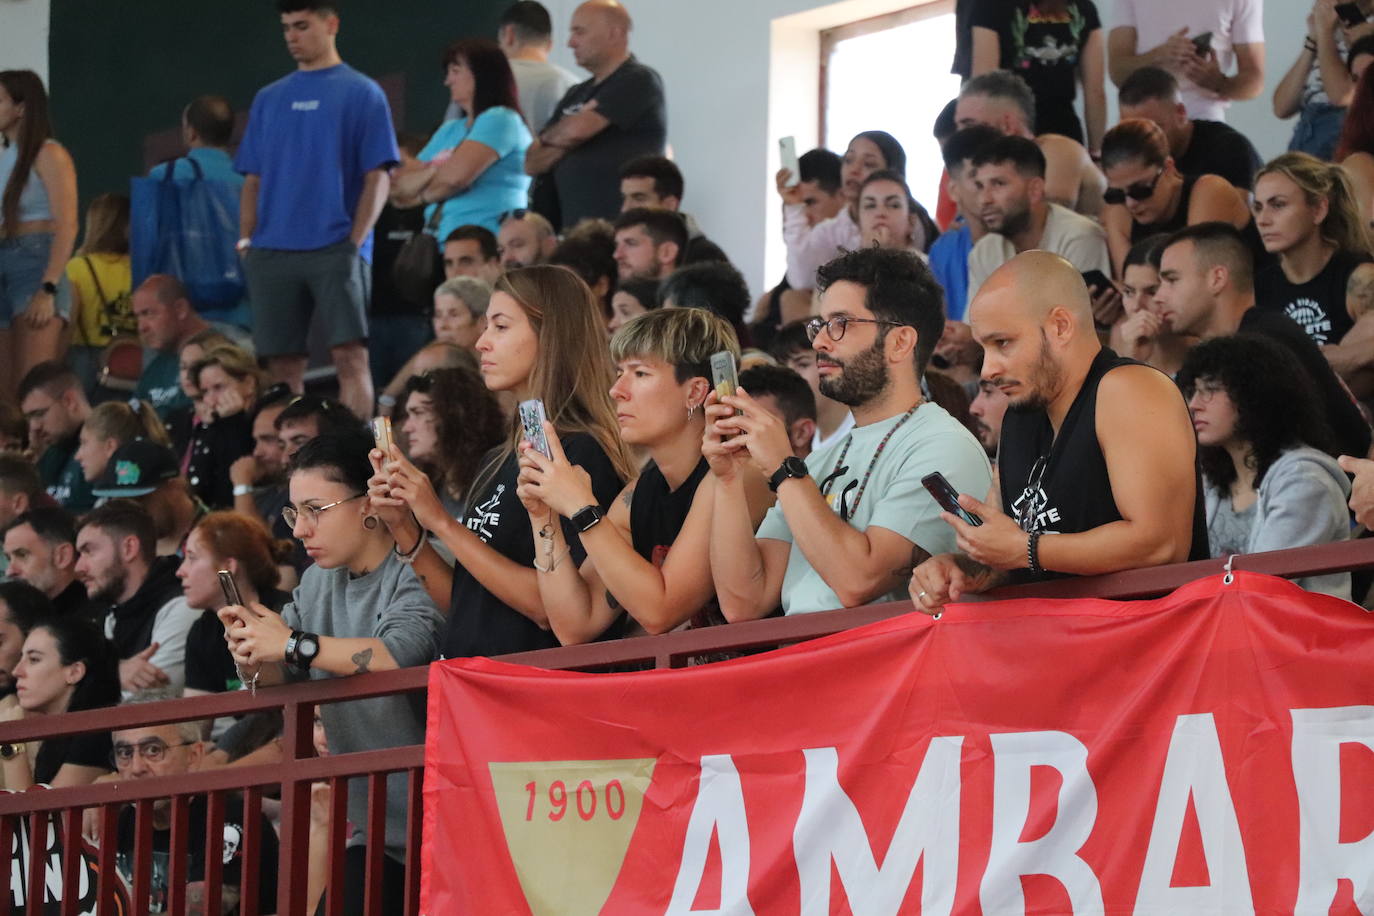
[1190,31,1213,55]
[372,416,393,454]
[779,136,800,188]
[1081,269,1113,298]
[518,399,553,459]
[921,472,983,527]
[710,350,742,416]
[1337,2,1366,27]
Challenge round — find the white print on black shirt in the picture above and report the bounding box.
[1284,298,1334,344]
[1010,483,1061,533]
[467,484,505,540]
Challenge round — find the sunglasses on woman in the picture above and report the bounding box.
[1103,167,1165,206]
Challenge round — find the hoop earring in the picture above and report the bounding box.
[364,515,379,530]
[686,402,698,420]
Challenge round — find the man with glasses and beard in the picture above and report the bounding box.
[910,251,1207,613]
[701,247,991,617]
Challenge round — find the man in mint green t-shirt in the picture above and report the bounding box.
[702,247,992,616]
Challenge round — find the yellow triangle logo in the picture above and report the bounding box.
[488,758,657,915]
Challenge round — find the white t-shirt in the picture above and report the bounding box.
[757,403,993,614]
[811,410,856,454]
[1113,0,1265,122]
[967,203,1111,299]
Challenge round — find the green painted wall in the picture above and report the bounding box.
[49,1,507,208]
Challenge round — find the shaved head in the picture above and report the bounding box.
[575,0,631,30]
[970,251,1101,411]
[570,0,631,71]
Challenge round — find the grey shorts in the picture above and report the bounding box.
[0,233,73,330]
[242,240,369,357]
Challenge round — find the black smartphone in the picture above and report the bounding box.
[518,399,552,459]
[1191,31,1213,55]
[1337,2,1366,27]
[922,472,983,526]
[218,569,243,607]
[1082,269,1113,297]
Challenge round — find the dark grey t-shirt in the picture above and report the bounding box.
[546,55,667,227]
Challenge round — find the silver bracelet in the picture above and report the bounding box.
[395,527,428,565]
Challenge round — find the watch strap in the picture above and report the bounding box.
[571,505,604,533]
[768,456,808,492]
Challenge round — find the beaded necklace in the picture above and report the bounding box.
[821,401,921,522]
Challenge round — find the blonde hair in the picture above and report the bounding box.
[76,192,130,256]
[610,307,740,383]
[191,345,267,399]
[470,265,635,501]
[84,400,170,448]
[1258,152,1374,257]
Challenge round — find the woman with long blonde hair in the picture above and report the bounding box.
[371,264,634,658]
[1254,152,1373,348]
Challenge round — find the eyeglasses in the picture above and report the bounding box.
[1185,380,1226,403]
[499,208,529,224]
[1015,454,1050,533]
[804,315,904,343]
[282,493,364,528]
[1103,167,1165,206]
[111,739,195,768]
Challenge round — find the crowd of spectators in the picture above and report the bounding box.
[5,0,1374,911]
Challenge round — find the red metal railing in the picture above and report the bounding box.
[2,539,1371,915]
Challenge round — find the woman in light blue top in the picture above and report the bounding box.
[0,70,77,397]
[391,39,532,239]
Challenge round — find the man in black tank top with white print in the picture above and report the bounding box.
[911,251,1208,612]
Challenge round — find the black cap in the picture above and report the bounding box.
[91,439,180,498]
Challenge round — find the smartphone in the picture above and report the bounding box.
[710,350,743,416]
[218,569,243,607]
[921,472,983,527]
[518,399,552,459]
[1191,31,1213,55]
[779,136,800,188]
[1081,269,1113,297]
[371,416,393,454]
[1337,2,1365,27]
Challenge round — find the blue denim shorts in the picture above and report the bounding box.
[0,232,73,329]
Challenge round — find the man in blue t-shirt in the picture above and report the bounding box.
[928,124,1000,323]
[234,0,400,420]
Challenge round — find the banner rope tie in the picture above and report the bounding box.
[1223,554,1237,586]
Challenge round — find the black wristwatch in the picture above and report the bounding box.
[295,632,320,671]
[40,280,58,296]
[768,456,809,492]
[570,504,605,533]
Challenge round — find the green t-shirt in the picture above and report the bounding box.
[135,350,191,418]
[756,402,993,614]
[37,437,96,512]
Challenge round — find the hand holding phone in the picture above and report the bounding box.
[518,399,553,459]
[710,350,743,418]
[372,416,394,455]
[1190,31,1213,55]
[921,472,983,526]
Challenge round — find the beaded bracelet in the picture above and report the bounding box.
[1027,531,1044,576]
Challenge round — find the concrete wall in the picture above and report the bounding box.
[3,0,1308,293]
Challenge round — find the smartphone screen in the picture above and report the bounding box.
[518,399,553,459]
[1081,270,1112,296]
[779,136,800,188]
[921,472,983,526]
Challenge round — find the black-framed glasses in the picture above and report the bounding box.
[805,315,904,343]
[1015,454,1050,533]
[111,739,195,768]
[499,208,529,224]
[1183,380,1226,403]
[1103,167,1165,206]
[282,493,365,528]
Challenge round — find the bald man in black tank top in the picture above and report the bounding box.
[910,251,1207,611]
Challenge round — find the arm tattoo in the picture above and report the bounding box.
[620,487,635,509]
[351,647,374,675]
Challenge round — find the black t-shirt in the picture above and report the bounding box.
[1255,249,1367,346]
[970,0,1101,138]
[1239,308,1372,459]
[370,202,432,317]
[545,56,667,228]
[442,435,625,659]
[51,579,104,628]
[999,348,1210,585]
[184,588,289,694]
[116,794,279,914]
[1178,120,1264,192]
[33,729,113,785]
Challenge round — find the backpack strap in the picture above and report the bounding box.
[83,256,110,308]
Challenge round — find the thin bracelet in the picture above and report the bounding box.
[1027,531,1044,575]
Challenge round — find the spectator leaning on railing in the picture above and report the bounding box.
[911,251,1207,612]
[221,429,444,916]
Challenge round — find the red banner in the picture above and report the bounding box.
[421,572,1374,914]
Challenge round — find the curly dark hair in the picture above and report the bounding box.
[1176,334,1338,491]
[398,366,506,500]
